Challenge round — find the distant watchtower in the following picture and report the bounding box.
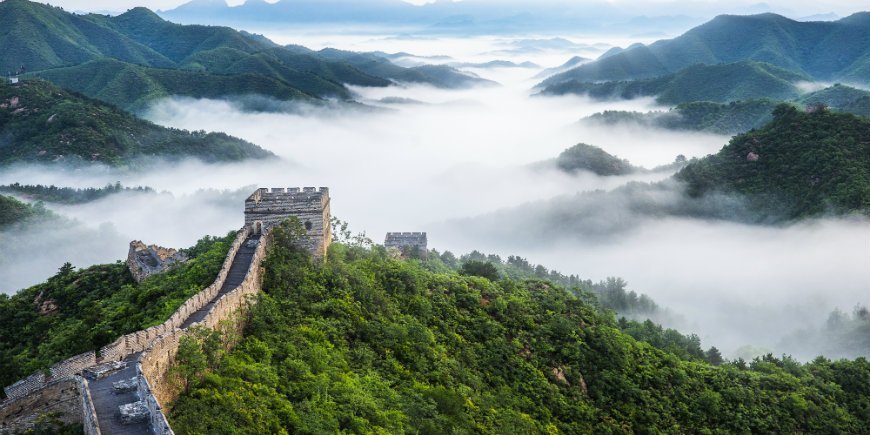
[245,187,332,257]
[385,232,428,257]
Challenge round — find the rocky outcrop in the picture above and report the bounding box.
[126,241,188,283]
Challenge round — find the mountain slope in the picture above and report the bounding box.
[166,233,870,433]
[0,79,274,166]
[541,61,808,105]
[541,12,870,87]
[314,48,495,88]
[582,100,782,135]
[0,0,173,73]
[33,58,336,111]
[1,0,485,110]
[677,105,870,218]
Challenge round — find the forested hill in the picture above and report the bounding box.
[677,104,870,219]
[540,61,809,105]
[540,12,870,87]
[0,0,488,111]
[0,79,274,166]
[164,225,870,433]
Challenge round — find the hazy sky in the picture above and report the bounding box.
[27,0,867,18]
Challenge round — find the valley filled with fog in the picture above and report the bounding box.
[1,32,867,361]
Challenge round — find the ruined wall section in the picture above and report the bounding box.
[385,232,428,256]
[245,187,331,257]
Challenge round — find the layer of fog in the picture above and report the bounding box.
[434,196,870,360]
[2,34,866,362]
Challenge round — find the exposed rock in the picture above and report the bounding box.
[127,241,188,283]
[33,291,59,315]
[578,371,588,396]
[552,366,570,386]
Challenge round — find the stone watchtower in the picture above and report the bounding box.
[245,187,332,257]
[385,232,428,257]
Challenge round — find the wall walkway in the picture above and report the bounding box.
[0,226,270,434]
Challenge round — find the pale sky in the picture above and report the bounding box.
[23,0,867,17]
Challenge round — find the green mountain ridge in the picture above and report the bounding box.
[0,79,274,166]
[583,100,782,135]
[541,12,870,87]
[541,60,809,105]
[0,0,489,111]
[164,227,870,433]
[677,105,870,219]
[580,84,870,135]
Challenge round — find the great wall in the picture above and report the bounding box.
[0,187,336,435]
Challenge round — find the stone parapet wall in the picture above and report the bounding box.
[98,227,250,363]
[50,352,97,380]
[138,231,269,407]
[76,377,100,435]
[135,364,173,435]
[0,378,82,433]
[3,373,46,401]
[2,227,249,404]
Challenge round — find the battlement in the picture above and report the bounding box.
[385,232,428,257]
[244,187,331,257]
[247,187,329,203]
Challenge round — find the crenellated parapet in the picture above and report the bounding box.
[2,187,331,434]
[385,232,428,257]
[245,187,331,257]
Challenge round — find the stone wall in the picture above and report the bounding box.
[385,232,428,256]
[76,378,100,435]
[245,187,331,257]
[98,227,250,363]
[0,379,82,433]
[2,210,279,433]
[135,365,173,435]
[3,227,250,402]
[138,230,269,407]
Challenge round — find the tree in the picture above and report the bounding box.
[459,261,500,281]
[706,346,725,366]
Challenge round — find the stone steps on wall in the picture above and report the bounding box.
[179,235,260,330]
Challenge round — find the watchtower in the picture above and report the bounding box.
[244,187,331,257]
[385,232,428,257]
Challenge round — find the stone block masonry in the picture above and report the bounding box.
[245,187,331,257]
[2,186,329,434]
[385,232,428,256]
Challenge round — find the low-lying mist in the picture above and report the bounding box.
[1,34,865,361]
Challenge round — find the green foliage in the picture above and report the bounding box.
[0,232,236,394]
[458,260,500,281]
[0,194,51,229]
[0,182,152,204]
[542,61,807,105]
[584,99,782,135]
[0,1,484,110]
[169,241,870,433]
[677,104,870,219]
[799,84,870,117]
[556,143,636,175]
[541,12,870,85]
[0,79,274,166]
